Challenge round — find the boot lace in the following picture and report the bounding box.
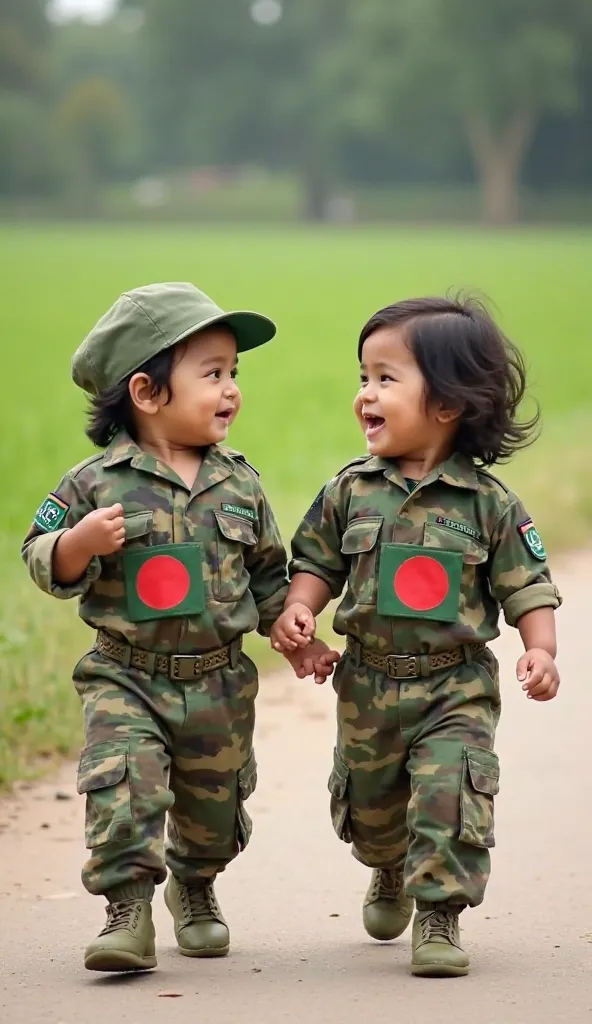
[371,869,402,902]
[100,900,141,936]
[180,882,220,924]
[420,910,458,945]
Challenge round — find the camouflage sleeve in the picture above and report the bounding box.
[244,488,289,636]
[289,479,348,598]
[21,471,102,600]
[489,496,562,627]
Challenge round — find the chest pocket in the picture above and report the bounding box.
[423,523,488,564]
[341,517,383,607]
[123,511,153,546]
[213,510,257,602]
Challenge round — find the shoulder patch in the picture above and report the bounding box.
[304,487,325,525]
[34,493,70,533]
[518,518,547,561]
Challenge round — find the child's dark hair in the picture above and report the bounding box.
[358,294,539,466]
[86,347,176,447]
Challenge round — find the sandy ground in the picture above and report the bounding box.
[1,550,591,1024]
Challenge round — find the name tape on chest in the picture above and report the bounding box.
[123,543,205,622]
[221,503,256,521]
[34,493,70,533]
[518,519,546,561]
[432,515,481,542]
[377,544,463,622]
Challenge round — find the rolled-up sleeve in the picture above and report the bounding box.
[489,497,561,628]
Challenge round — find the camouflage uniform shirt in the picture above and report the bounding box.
[290,453,561,652]
[22,430,288,651]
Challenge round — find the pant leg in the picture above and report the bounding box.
[74,650,174,897]
[403,650,501,908]
[166,652,258,882]
[328,654,411,873]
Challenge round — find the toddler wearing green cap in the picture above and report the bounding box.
[21,282,334,973]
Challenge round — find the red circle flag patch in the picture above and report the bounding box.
[123,542,206,622]
[136,555,190,610]
[393,555,450,611]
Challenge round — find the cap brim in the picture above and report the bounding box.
[173,309,276,354]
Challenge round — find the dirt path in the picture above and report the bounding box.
[1,551,591,1024]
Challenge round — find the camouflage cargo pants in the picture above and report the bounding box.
[328,647,501,908]
[73,648,258,897]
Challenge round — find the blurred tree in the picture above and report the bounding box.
[0,0,54,196]
[348,0,592,224]
[55,75,131,203]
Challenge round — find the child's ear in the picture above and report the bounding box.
[128,373,165,415]
[435,403,463,425]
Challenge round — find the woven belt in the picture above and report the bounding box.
[96,630,241,681]
[345,636,486,680]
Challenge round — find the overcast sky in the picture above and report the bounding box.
[50,0,116,22]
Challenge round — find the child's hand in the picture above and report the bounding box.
[71,504,126,557]
[270,603,316,653]
[284,639,341,685]
[516,648,560,701]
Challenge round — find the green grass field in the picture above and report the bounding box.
[0,224,590,786]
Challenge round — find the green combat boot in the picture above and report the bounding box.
[363,868,414,941]
[164,875,229,957]
[84,899,157,972]
[411,906,469,977]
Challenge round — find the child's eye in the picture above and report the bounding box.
[380,374,395,383]
[231,368,238,379]
[359,374,368,386]
[207,369,222,380]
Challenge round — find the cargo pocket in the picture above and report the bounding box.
[328,749,352,843]
[459,745,500,848]
[77,741,133,849]
[341,517,383,606]
[236,750,257,850]
[213,511,257,602]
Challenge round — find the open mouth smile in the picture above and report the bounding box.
[363,413,385,438]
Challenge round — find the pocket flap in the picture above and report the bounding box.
[238,751,257,799]
[77,745,128,795]
[423,523,488,565]
[341,517,382,555]
[214,510,257,547]
[464,746,500,796]
[124,511,153,541]
[328,749,349,799]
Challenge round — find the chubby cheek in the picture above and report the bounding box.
[229,389,242,423]
[353,391,364,426]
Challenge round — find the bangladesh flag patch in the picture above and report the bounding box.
[518,519,546,561]
[377,544,463,622]
[34,493,70,533]
[123,543,205,622]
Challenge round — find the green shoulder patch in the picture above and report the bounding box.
[34,493,70,533]
[518,519,546,561]
[221,503,257,521]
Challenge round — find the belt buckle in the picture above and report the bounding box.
[170,654,202,681]
[385,654,419,680]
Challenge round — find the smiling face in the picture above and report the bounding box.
[130,326,241,447]
[353,325,457,462]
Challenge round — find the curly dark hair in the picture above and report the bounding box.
[85,347,177,448]
[357,294,539,466]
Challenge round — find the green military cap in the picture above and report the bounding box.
[72,282,276,395]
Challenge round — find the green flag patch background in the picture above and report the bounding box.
[123,543,205,622]
[377,544,463,622]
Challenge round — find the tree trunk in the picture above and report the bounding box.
[465,110,536,226]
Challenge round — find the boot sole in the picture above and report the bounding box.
[411,961,469,978]
[178,944,230,958]
[85,950,157,972]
